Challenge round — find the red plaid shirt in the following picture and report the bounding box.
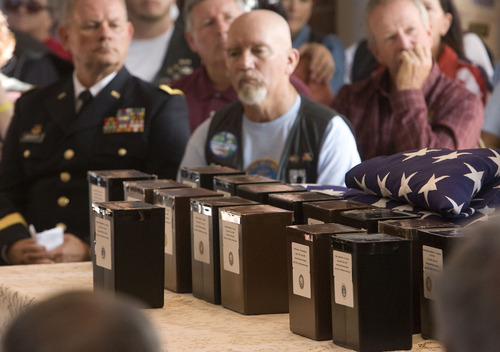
[332,64,483,160]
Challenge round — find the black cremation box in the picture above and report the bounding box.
[88,170,157,265]
[378,218,459,334]
[286,223,365,341]
[190,196,258,304]
[417,228,465,340]
[339,208,420,233]
[88,169,157,204]
[302,200,374,225]
[269,191,341,224]
[91,201,165,308]
[179,165,245,189]
[123,179,190,204]
[236,183,305,204]
[331,233,412,352]
[153,187,223,293]
[219,204,293,314]
[213,174,281,196]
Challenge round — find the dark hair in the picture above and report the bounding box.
[2,290,161,352]
[439,0,464,57]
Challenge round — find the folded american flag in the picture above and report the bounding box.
[345,148,500,220]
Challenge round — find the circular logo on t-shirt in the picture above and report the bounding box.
[246,158,278,179]
[210,131,238,159]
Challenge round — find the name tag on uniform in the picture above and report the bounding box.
[103,108,145,134]
[20,124,46,143]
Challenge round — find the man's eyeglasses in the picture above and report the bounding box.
[5,0,49,14]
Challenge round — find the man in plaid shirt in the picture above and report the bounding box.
[332,0,483,161]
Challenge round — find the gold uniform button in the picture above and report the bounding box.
[23,149,31,158]
[118,148,127,157]
[60,172,71,182]
[64,149,75,160]
[57,196,70,207]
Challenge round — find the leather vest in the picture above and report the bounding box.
[205,96,345,183]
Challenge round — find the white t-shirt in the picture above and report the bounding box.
[125,27,174,83]
[178,96,361,186]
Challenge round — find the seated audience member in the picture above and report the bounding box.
[170,0,315,132]
[0,0,190,265]
[480,83,500,148]
[1,290,161,352]
[179,9,360,185]
[2,1,73,87]
[434,220,500,352]
[4,0,71,60]
[281,0,345,96]
[462,31,494,86]
[124,0,201,85]
[331,0,483,161]
[423,0,489,103]
[344,0,491,104]
[0,10,16,147]
[2,27,73,87]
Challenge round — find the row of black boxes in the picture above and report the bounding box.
[87,165,466,352]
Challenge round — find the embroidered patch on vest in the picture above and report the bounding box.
[209,131,238,158]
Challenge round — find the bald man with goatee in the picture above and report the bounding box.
[179,9,360,185]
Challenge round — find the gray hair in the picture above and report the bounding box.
[60,0,128,26]
[434,219,500,352]
[183,0,247,32]
[364,0,430,46]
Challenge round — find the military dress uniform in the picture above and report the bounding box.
[0,68,190,264]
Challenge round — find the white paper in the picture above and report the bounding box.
[95,217,112,270]
[221,220,240,274]
[422,245,443,300]
[91,184,106,203]
[35,226,64,251]
[333,250,354,308]
[292,242,311,298]
[163,206,174,255]
[192,212,210,264]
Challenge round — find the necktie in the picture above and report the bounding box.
[78,90,93,114]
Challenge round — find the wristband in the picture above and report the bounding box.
[0,101,12,114]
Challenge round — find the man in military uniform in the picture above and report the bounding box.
[179,10,360,184]
[0,0,190,265]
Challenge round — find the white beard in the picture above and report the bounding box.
[237,82,267,105]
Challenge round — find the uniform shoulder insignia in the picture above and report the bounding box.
[159,84,184,96]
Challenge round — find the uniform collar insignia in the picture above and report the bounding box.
[111,90,121,99]
[57,92,67,100]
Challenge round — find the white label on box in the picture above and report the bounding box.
[193,212,210,264]
[333,250,354,308]
[292,242,311,298]
[163,205,174,255]
[91,184,107,203]
[307,217,324,225]
[95,217,112,270]
[422,245,443,300]
[222,220,240,274]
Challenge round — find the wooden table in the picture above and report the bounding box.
[0,262,443,352]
